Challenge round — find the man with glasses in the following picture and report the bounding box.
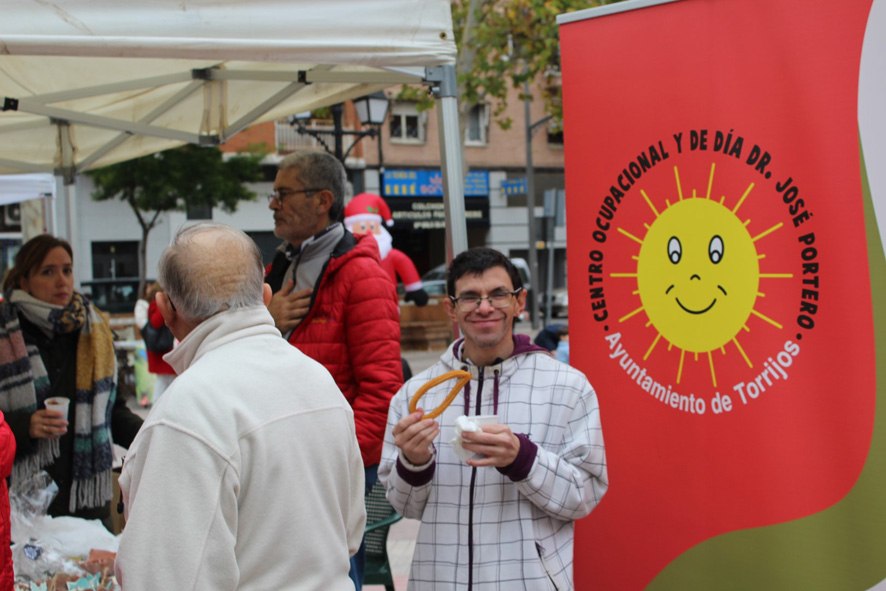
[379,247,607,591]
[264,150,401,590]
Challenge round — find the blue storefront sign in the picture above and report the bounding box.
[384,169,489,197]
[500,178,527,195]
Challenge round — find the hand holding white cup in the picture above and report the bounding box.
[45,396,70,419]
[42,397,70,437]
[451,415,498,462]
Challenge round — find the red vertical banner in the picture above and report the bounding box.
[559,0,877,588]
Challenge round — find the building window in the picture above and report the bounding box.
[87,241,140,313]
[389,103,426,144]
[547,128,564,147]
[465,104,489,146]
[92,241,138,279]
[186,201,213,220]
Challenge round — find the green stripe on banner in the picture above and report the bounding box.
[649,141,886,590]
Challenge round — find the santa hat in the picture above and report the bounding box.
[344,192,394,228]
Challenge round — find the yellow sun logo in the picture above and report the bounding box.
[612,163,792,386]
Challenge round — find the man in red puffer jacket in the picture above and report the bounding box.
[145,286,176,403]
[265,151,401,591]
[0,410,16,591]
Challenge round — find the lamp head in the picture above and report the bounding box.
[353,92,390,126]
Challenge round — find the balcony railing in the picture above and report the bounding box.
[274,120,352,153]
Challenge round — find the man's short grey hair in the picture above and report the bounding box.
[278,150,346,222]
[158,222,265,321]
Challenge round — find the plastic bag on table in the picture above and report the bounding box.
[9,471,85,584]
[10,471,58,527]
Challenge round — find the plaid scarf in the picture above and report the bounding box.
[0,290,117,512]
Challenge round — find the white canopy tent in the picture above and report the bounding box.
[0,0,469,257]
[0,173,56,236]
[0,174,55,207]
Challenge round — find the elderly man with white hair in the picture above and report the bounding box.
[116,222,365,591]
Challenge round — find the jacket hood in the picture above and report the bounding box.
[441,333,550,372]
[326,230,381,272]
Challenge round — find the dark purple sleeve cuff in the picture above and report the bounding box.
[396,455,436,487]
[497,434,538,482]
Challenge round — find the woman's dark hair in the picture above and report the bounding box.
[2,234,74,293]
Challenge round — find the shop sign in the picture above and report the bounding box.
[384,170,489,197]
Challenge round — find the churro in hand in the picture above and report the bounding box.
[409,370,472,419]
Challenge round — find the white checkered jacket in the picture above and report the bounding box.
[379,336,608,590]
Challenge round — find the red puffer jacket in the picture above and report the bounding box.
[146,301,175,375]
[266,232,402,467]
[0,410,15,591]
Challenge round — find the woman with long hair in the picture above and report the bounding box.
[0,234,143,526]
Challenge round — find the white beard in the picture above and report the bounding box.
[373,227,393,259]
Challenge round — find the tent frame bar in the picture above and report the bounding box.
[2,63,428,152]
[1,63,466,265]
[77,80,208,171]
[18,67,424,107]
[28,72,196,104]
[15,99,205,144]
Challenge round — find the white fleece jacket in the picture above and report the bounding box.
[116,306,365,591]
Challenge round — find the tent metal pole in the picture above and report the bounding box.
[45,193,56,236]
[524,80,540,329]
[57,122,79,287]
[428,65,467,263]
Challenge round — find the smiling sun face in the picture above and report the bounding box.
[638,198,759,353]
[612,163,792,386]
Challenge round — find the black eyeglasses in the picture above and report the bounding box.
[449,288,523,313]
[267,188,324,206]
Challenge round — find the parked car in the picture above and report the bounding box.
[397,278,447,301]
[540,287,569,318]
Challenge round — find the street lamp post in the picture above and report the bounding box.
[289,92,390,191]
[524,78,553,330]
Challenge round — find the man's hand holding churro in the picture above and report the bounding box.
[392,409,439,466]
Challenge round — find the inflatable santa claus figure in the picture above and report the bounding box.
[344,192,429,306]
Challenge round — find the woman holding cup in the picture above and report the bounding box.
[0,234,143,525]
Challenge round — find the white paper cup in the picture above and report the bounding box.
[452,415,499,462]
[44,397,70,420]
[472,415,498,427]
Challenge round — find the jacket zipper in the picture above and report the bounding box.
[467,366,484,591]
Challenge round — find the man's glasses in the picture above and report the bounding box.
[267,188,324,206]
[449,288,523,313]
